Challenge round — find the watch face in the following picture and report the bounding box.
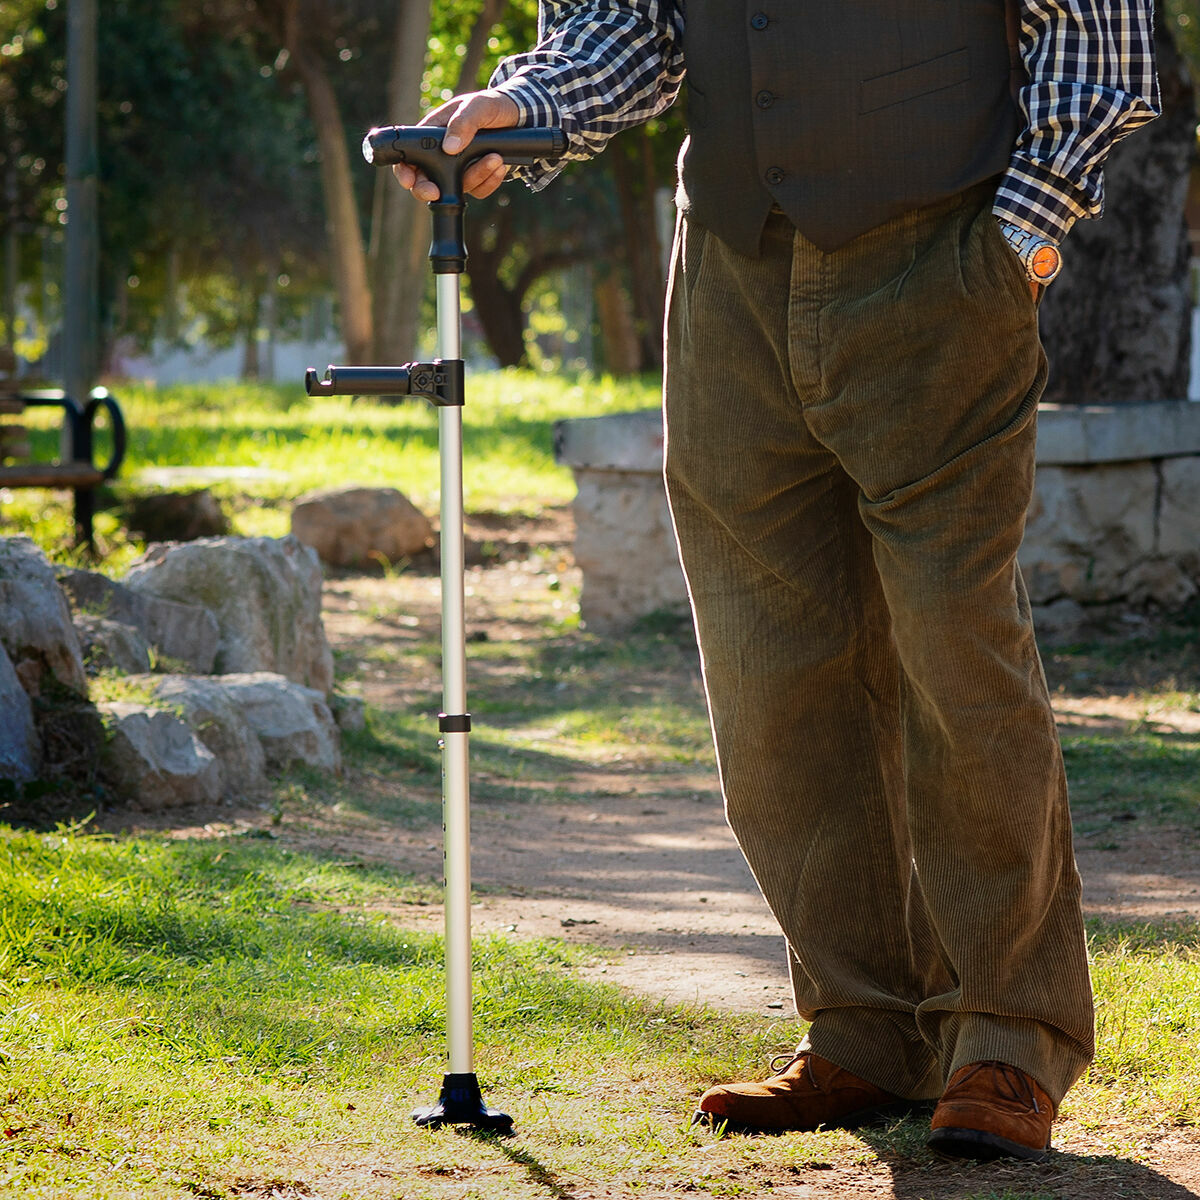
[1031,244,1061,282]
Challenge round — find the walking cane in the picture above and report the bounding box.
[306,124,566,1135]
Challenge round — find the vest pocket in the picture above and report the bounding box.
[859,47,970,114]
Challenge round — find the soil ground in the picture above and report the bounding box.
[114,508,1200,1198]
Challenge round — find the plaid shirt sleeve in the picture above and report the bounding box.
[488,0,685,189]
[993,0,1160,243]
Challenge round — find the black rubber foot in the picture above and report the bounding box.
[412,1073,514,1134]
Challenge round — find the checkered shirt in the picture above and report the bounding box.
[489,0,1160,245]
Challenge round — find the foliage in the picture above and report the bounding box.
[2,0,686,373]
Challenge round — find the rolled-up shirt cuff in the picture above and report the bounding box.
[992,155,1095,245]
[488,74,562,130]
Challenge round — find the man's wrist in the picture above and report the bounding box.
[997,219,1063,286]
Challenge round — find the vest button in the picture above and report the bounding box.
[765,167,785,186]
[750,12,769,30]
[756,90,775,109]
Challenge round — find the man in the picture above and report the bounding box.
[395,0,1158,1162]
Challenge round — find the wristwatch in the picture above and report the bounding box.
[997,219,1062,286]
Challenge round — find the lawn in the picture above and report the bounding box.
[2,374,1199,1198]
[5,371,662,566]
[1,825,1196,1199]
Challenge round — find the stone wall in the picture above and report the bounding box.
[555,402,1200,636]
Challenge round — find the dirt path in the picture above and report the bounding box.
[306,510,1200,1017]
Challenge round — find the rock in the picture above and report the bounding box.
[1121,559,1199,609]
[125,488,230,542]
[571,470,690,633]
[1020,463,1158,605]
[291,486,434,568]
[74,615,153,675]
[0,641,40,782]
[123,536,333,693]
[1030,598,1089,641]
[58,569,219,674]
[329,691,366,733]
[0,537,88,697]
[99,701,221,810]
[133,674,269,800]
[1158,457,1200,576]
[215,672,341,772]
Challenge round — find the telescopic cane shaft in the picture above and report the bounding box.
[435,272,473,1078]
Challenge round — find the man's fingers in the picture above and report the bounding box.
[463,154,507,199]
[390,90,520,201]
[420,92,520,155]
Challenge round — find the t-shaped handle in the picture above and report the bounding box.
[363,125,567,273]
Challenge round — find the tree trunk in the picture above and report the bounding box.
[610,129,666,370]
[1038,8,1195,404]
[468,256,527,367]
[594,271,641,375]
[369,0,432,363]
[284,3,373,364]
[456,0,507,92]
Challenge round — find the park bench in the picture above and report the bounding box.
[0,365,126,548]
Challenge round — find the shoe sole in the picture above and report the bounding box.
[927,1125,1050,1162]
[692,1098,933,1137]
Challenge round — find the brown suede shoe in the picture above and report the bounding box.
[928,1061,1055,1161]
[693,1051,910,1133]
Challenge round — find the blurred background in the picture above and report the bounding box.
[2,0,1200,399]
[0,0,683,387]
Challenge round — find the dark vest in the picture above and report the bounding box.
[678,1,1019,255]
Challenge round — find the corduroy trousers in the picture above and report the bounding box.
[662,184,1095,1105]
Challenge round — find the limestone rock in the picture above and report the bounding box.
[1158,457,1200,575]
[1030,598,1089,641]
[0,641,40,782]
[1020,463,1158,605]
[123,536,333,693]
[133,674,269,800]
[126,488,230,542]
[571,470,689,633]
[1121,559,1199,609]
[215,672,341,772]
[75,615,153,675]
[59,569,219,674]
[329,692,366,733]
[291,486,433,568]
[100,702,221,810]
[0,537,87,697]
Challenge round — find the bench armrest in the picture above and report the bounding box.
[20,386,126,479]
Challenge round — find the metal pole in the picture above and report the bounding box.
[64,0,98,456]
[436,272,473,1077]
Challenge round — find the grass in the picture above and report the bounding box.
[5,377,1200,1195]
[4,371,662,564]
[0,825,1196,1198]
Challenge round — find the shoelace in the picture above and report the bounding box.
[953,1061,1043,1113]
[768,1050,809,1076]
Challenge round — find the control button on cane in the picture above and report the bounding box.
[765,166,786,186]
[750,12,769,30]
[756,90,776,108]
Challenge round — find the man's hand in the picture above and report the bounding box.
[1030,281,1040,303]
[392,90,520,202]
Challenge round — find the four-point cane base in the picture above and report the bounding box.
[413,1072,514,1134]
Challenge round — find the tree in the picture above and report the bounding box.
[1037,7,1196,403]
